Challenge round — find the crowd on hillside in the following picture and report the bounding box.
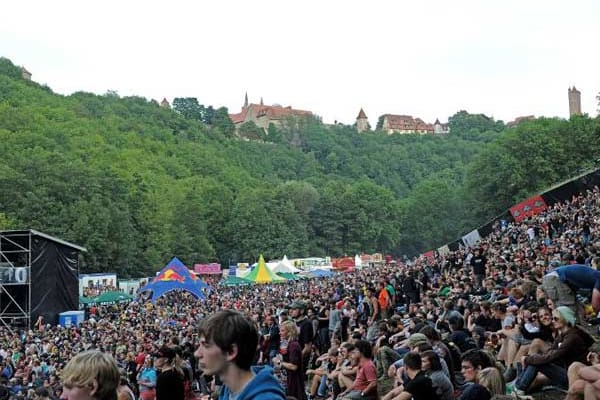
[0,186,600,400]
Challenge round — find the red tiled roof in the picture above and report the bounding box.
[230,103,312,124]
[256,104,311,120]
[229,109,248,124]
[383,114,433,132]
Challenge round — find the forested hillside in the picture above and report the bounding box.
[1,57,599,275]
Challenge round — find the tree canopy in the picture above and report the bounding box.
[1,57,599,275]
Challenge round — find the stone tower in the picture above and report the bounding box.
[568,86,582,116]
[244,92,249,109]
[356,108,369,133]
[21,66,32,81]
[160,98,170,108]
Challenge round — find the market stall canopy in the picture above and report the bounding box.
[221,276,252,286]
[277,272,305,280]
[270,255,302,273]
[79,291,133,307]
[244,255,286,284]
[309,269,334,278]
[139,257,211,302]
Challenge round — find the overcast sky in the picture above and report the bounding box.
[2,0,599,126]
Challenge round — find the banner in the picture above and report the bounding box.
[510,195,547,222]
[437,245,450,256]
[0,266,29,284]
[194,263,221,275]
[462,229,481,247]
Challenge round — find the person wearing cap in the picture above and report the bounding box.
[195,310,285,400]
[515,306,594,394]
[154,346,184,400]
[289,301,314,370]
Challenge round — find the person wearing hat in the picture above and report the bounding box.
[154,346,184,400]
[289,301,314,370]
[515,306,594,394]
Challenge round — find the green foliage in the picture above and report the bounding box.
[0,57,22,79]
[1,57,598,274]
[238,121,265,141]
[448,110,505,141]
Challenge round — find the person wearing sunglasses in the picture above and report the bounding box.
[514,306,594,394]
[503,306,554,382]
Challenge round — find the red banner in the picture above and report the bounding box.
[332,257,355,271]
[510,195,547,222]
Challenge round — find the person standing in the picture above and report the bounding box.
[470,248,487,288]
[289,301,314,370]
[137,357,157,400]
[195,310,285,400]
[154,346,184,400]
[265,315,281,367]
[274,321,306,400]
[316,300,330,353]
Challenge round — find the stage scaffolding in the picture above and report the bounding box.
[0,230,85,332]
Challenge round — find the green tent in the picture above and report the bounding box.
[277,272,304,281]
[87,291,134,306]
[221,276,252,286]
[244,255,286,284]
[79,296,92,306]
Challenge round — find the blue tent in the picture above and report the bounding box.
[139,257,211,303]
[310,269,334,278]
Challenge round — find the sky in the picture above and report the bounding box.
[2,0,600,127]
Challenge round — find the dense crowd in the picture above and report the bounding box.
[1,187,600,400]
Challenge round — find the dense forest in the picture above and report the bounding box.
[1,57,599,276]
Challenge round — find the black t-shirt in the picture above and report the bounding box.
[470,256,487,275]
[156,368,184,400]
[405,371,440,400]
[297,317,314,348]
[459,383,491,400]
[474,314,494,331]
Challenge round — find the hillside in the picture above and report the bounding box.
[1,57,599,275]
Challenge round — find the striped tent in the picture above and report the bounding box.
[244,255,286,284]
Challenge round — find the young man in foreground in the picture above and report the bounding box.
[195,310,285,400]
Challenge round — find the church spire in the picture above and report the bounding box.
[260,96,264,106]
[244,92,249,109]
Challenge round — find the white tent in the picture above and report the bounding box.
[355,254,362,269]
[270,255,302,273]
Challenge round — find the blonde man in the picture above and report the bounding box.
[60,350,120,400]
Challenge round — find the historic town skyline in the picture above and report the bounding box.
[2,1,599,127]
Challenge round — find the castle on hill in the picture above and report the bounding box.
[355,109,449,135]
[229,93,312,130]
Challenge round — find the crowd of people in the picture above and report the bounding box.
[0,186,599,400]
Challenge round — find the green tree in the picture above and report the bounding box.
[172,97,205,121]
[238,121,266,141]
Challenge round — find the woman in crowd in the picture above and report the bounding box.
[274,320,305,400]
[515,306,594,394]
[137,357,157,400]
[477,367,505,397]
